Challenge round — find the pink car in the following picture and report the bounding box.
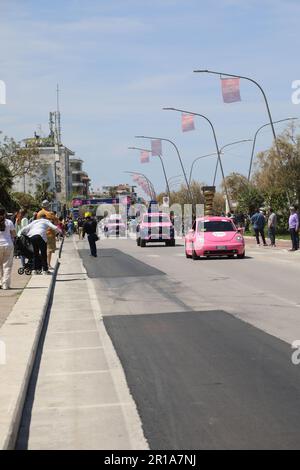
[137,212,175,247]
[185,216,245,259]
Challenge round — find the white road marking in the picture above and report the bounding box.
[74,238,149,450]
[35,402,133,412]
[45,369,110,377]
[47,329,98,335]
[44,346,104,352]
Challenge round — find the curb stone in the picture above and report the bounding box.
[0,241,63,450]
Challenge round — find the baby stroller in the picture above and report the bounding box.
[14,235,42,275]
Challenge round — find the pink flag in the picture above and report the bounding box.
[151,139,162,156]
[221,78,241,103]
[182,113,195,132]
[140,150,150,164]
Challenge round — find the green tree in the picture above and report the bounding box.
[35,180,55,205]
[236,185,264,215]
[0,132,41,179]
[213,192,226,215]
[12,192,39,211]
[221,172,250,204]
[0,161,19,211]
[253,125,300,206]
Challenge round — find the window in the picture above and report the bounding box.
[198,220,234,232]
[143,214,170,224]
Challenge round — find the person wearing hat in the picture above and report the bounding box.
[83,215,98,257]
[37,200,59,269]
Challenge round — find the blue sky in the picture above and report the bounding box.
[1,0,300,194]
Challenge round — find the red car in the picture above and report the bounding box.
[185,216,245,259]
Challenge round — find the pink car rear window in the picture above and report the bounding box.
[198,221,234,232]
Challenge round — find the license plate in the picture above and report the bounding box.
[216,245,227,250]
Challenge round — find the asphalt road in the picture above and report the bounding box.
[78,237,300,449]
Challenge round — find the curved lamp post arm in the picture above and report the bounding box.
[162,108,231,212]
[124,171,156,200]
[157,154,171,198]
[135,135,192,203]
[194,69,281,157]
[247,118,297,181]
[189,152,217,185]
[212,139,252,186]
[168,174,183,184]
[128,146,170,198]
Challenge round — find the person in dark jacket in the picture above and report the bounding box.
[83,216,98,257]
[251,209,267,246]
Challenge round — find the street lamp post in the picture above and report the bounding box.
[162,107,232,212]
[212,139,252,185]
[189,152,217,185]
[135,135,193,203]
[124,171,156,200]
[194,69,281,158]
[128,146,171,199]
[168,175,185,188]
[248,118,298,180]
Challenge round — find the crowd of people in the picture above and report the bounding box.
[0,201,299,290]
[0,201,99,291]
[230,206,299,251]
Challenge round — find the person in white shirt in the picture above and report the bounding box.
[15,208,29,268]
[20,215,60,274]
[0,207,16,289]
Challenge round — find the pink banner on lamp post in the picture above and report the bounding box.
[182,113,195,132]
[151,139,162,156]
[221,78,241,103]
[140,150,150,163]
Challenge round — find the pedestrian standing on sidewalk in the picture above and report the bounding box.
[83,216,98,257]
[267,208,277,247]
[20,215,60,274]
[295,206,300,250]
[251,208,267,246]
[0,207,16,290]
[288,206,299,251]
[15,209,29,267]
[78,217,84,240]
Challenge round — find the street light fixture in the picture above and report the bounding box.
[248,117,298,180]
[212,139,252,185]
[194,69,281,158]
[189,152,217,185]
[162,107,231,212]
[128,146,170,198]
[135,135,193,203]
[124,171,156,200]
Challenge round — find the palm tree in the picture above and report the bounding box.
[35,180,55,205]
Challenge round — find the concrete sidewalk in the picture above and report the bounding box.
[0,259,31,328]
[17,237,147,450]
[244,236,292,249]
[0,251,60,450]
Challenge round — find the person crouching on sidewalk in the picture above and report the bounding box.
[20,215,60,274]
[37,200,59,270]
[0,207,16,290]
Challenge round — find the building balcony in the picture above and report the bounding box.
[72,182,84,187]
